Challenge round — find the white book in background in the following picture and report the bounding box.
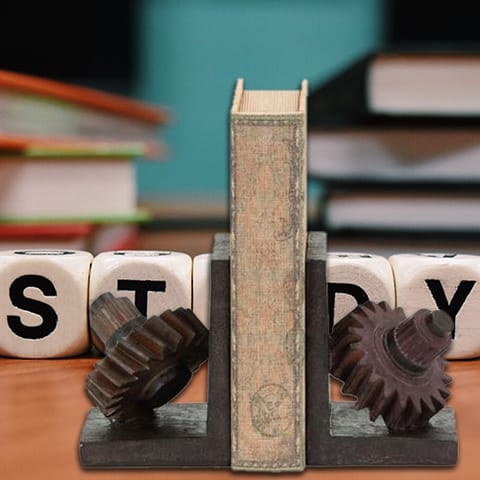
[308,129,480,182]
[325,193,480,231]
[369,54,480,116]
[0,159,138,220]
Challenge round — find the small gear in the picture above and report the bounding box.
[329,301,452,433]
[86,293,208,423]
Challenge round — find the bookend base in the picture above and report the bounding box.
[79,234,231,468]
[79,232,458,469]
[305,232,458,467]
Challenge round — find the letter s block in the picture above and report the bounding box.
[327,252,395,330]
[89,251,192,318]
[390,253,480,359]
[0,249,92,358]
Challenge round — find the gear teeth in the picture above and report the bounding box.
[438,387,450,400]
[127,324,170,359]
[86,295,209,424]
[360,301,378,313]
[108,347,150,375]
[330,332,362,360]
[342,364,371,396]
[93,358,137,388]
[330,312,365,339]
[85,378,127,410]
[356,376,383,410]
[431,394,445,411]
[86,370,130,399]
[117,337,151,364]
[160,309,196,348]
[329,300,452,433]
[330,347,363,379]
[142,316,184,354]
[443,373,453,385]
[369,389,392,421]
[383,392,406,430]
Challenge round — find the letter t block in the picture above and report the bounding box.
[89,251,192,318]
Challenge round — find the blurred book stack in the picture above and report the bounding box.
[309,51,480,255]
[0,70,169,253]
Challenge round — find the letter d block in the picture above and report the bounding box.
[89,251,192,318]
[0,249,92,358]
[390,253,480,359]
[327,252,395,329]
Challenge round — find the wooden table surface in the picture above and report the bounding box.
[0,358,478,480]
[0,230,479,479]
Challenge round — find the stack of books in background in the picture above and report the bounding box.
[0,70,168,253]
[308,51,480,255]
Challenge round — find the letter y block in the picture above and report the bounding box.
[390,253,480,359]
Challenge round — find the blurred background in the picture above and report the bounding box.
[2,0,480,252]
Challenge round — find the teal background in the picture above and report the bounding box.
[135,0,384,202]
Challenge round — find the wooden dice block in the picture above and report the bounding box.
[89,251,192,318]
[390,253,480,359]
[327,252,395,329]
[193,253,211,327]
[0,249,92,358]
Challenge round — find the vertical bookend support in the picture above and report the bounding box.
[305,233,458,467]
[79,231,457,469]
[78,234,231,468]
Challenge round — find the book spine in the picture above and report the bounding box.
[230,80,307,471]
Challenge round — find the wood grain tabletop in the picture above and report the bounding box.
[0,356,477,480]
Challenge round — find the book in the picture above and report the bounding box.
[0,157,141,221]
[309,51,480,127]
[0,223,138,254]
[369,52,480,116]
[308,51,480,182]
[309,128,480,183]
[0,134,163,158]
[230,79,307,471]
[322,189,480,232]
[0,69,168,146]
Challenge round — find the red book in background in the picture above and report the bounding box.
[0,223,139,254]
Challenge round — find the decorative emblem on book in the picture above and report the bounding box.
[250,384,292,437]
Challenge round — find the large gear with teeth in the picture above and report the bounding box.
[329,301,453,433]
[86,293,208,423]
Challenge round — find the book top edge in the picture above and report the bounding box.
[231,78,307,115]
[0,70,168,124]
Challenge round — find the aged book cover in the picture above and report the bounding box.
[230,79,307,471]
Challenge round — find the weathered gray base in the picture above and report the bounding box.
[80,404,220,467]
[305,232,458,467]
[318,403,457,466]
[79,234,231,468]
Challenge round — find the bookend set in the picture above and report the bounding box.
[78,80,458,472]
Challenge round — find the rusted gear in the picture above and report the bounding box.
[86,293,208,423]
[329,301,453,433]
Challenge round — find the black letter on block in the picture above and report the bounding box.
[7,275,58,339]
[117,279,167,316]
[425,279,476,338]
[328,283,369,333]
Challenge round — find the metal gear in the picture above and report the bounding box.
[329,301,453,433]
[86,293,208,423]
